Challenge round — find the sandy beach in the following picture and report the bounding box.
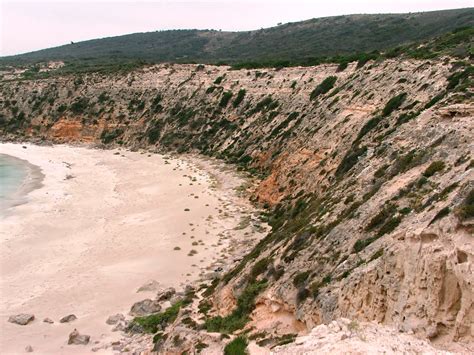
[0,143,264,354]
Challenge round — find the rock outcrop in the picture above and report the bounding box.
[59,314,77,323]
[68,329,90,345]
[272,318,454,354]
[130,299,161,316]
[8,314,35,325]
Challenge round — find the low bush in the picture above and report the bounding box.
[353,236,378,253]
[423,161,445,177]
[214,76,224,84]
[132,301,182,333]
[429,207,451,225]
[205,280,267,333]
[310,76,337,100]
[382,93,407,116]
[232,89,246,107]
[365,203,397,232]
[100,128,123,144]
[219,91,233,107]
[70,97,89,114]
[224,336,247,355]
[335,145,367,177]
[457,189,474,221]
[293,271,310,287]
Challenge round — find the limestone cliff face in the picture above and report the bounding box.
[1,58,472,348]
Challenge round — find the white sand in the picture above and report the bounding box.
[0,143,261,354]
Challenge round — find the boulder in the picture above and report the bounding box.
[106,313,125,325]
[130,299,161,316]
[60,314,77,323]
[137,280,161,293]
[43,318,54,324]
[157,287,176,301]
[25,345,33,352]
[68,329,90,345]
[8,314,34,325]
[112,321,127,332]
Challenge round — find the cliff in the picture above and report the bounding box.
[1,55,473,352]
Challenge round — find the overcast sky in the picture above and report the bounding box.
[1,0,472,56]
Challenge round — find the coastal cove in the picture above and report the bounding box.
[0,153,44,214]
[0,143,267,354]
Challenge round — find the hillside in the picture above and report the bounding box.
[1,28,473,352]
[1,8,474,71]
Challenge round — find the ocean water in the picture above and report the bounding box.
[0,154,28,202]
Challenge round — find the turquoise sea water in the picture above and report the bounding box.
[0,154,28,201]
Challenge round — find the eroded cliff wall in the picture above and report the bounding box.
[1,58,472,349]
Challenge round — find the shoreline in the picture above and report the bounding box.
[0,143,267,354]
[0,153,45,214]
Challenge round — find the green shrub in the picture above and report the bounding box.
[100,128,123,144]
[70,97,89,114]
[355,115,383,142]
[382,93,407,116]
[206,86,217,94]
[205,280,267,333]
[424,92,446,109]
[219,91,233,107]
[296,287,310,303]
[148,127,161,144]
[151,94,163,113]
[98,92,109,103]
[232,89,246,107]
[377,216,402,236]
[423,161,445,177]
[457,189,474,221]
[214,76,224,85]
[447,66,473,90]
[353,236,378,253]
[374,164,389,178]
[337,61,348,72]
[132,301,182,333]
[335,145,367,177]
[429,207,451,225]
[369,249,384,261]
[310,76,337,100]
[391,149,427,176]
[365,203,397,232]
[224,336,247,355]
[249,96,276,114]
[293,271,310,287]
[250,258,271,279]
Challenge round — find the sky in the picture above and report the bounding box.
[1,0,472,56]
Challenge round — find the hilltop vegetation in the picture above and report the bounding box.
[1,8,473,74]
